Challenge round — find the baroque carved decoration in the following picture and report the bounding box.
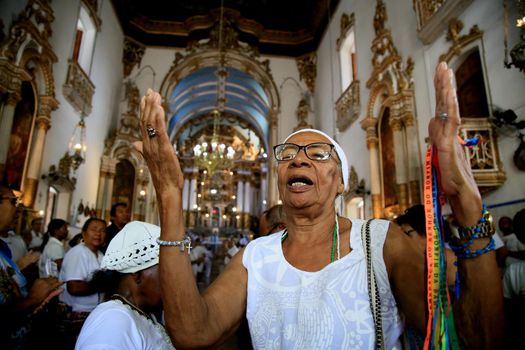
[344,166,366,200]
[412,0,473,44]
[63,60,95,115]
[336,80,360,132]
[336,13,356,51]
[41,152,77,192]
[296,52,317,94]
[439,19,483,62]
[460,118,507,191]
[0,0,58,100]
[293,97,313,131]
[122,37,145,78]
[363,0,420,218]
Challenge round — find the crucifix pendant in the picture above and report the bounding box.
[186,242,192,254]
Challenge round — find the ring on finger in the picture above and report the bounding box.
[437,111,448,120]
[147,127,157,138]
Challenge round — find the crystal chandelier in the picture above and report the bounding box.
[193,110,235,175]
[192,0,235,175]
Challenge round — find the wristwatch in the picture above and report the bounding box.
[456,206,495,240]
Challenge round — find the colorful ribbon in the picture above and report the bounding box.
[423,145,460,350]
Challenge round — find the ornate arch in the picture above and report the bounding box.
[0,0,59,210]
[361,0,420,218]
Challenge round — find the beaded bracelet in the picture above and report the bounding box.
[156,236,192,253]
[449,236,495,259]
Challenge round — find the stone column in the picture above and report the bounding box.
[391,118,408,212]
[104,173,115,222]
[361,117,382,218]
[403,114,421,205]
[95,171,107,218]
[0,94,20,177]
[267,109,279,206]
[24,96,57,207]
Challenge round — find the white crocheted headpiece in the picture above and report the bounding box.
[283,128,349,191]
[101,221,160,273]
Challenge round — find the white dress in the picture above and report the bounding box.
[243,219,403,350]
[75,298,175,350]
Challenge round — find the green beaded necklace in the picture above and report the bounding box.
[281,215,340,262]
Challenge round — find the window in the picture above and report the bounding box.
[73,4,97,73]
[339,29,357,90]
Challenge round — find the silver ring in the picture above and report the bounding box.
[147,127,157,138]
[438,111,448,120]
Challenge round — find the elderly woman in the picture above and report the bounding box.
[137,62,503,349]
[75,221,174,349]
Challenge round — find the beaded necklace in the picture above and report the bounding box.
[281,214,340,262]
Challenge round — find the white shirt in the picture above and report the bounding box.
[224,245,240,265]
[75,299,174,350]
[28,230,44,250]
[503,261,525,298]
[39,236,65,277]
[243,219,403,350]
[502,233,525,252]
[0,230,27,262]
[59,243,103,312]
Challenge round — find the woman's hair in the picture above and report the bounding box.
[88,269,127,299]
[82,217,106,232]
[39,218,67,250]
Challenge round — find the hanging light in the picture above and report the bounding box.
[192,0,235,175]
[504,0,525,72]
[68,115,87,171]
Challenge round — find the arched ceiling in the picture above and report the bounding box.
[110,0,340,57]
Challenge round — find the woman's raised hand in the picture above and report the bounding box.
[428,62,481,225]
[135,89,184,193]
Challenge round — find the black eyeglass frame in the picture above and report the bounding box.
[273,142,336,162]
[0,196,22,208]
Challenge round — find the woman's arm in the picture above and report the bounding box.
[387,62,504,348]
[138,90,247,348]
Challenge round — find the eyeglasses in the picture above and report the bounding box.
[273,142,335,162]
[0,196,22,208]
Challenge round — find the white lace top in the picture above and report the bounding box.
[243,219,403,350]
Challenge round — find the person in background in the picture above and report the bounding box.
[0,180,62,349]
[258,204,286,237]
[56,217,107,349]
[38,219,68,277]
[0,199,27,262]
[22,217,44,251]
[505,209,525,265]
[75,221,174,349]
[102,202,130,253]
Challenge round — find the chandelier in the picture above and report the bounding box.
[504,0,525,72]
[192,0,235,175]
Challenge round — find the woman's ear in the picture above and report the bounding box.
[337,181,345,196]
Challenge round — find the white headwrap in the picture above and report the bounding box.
[101,221,160,273]
[283,128,349,191]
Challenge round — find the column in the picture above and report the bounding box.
[104,173,115,222]
[361,117,382,218]
[391,118,409,212]
[268,109,279,206]
[95,171,107,218]
[403,115,421,205]
[0,94,20,177]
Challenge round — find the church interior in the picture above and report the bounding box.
[1,0,524,238]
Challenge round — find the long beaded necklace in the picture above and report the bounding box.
[281,214,340,262]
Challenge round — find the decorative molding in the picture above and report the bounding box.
[293,97,313,131]
[439,19,483,62]
[460,117,506,191]
[336,12,355,51]
[413,0,473,44]
[122,37,145,78]
[344,166,366,200]
[296,52,317,94]
[336,80,360,132]
[62,60,95,115]
[41,153,77,192]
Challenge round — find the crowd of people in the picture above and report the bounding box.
[0,62,522,349]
